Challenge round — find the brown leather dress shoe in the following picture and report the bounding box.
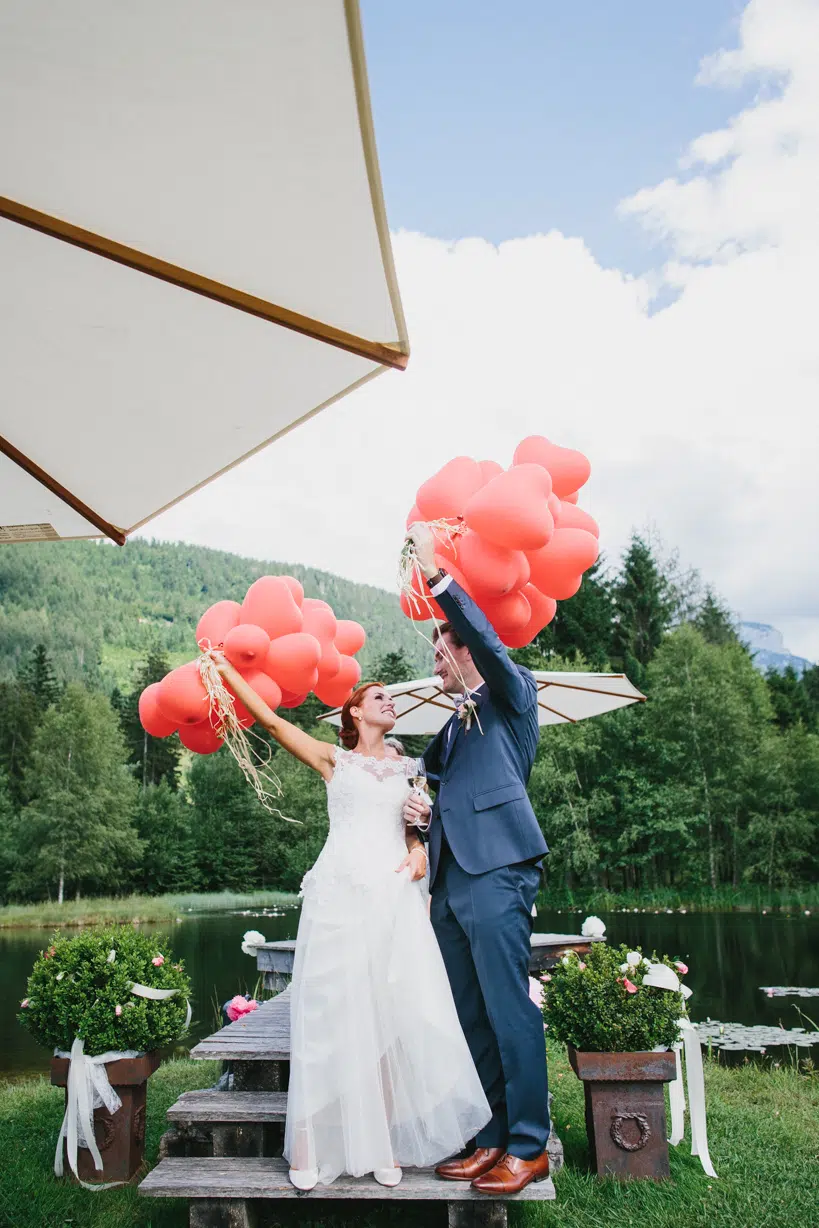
[471,1151,550,1194]
[435,1147,505,1181]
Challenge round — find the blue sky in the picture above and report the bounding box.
[362,0,754,273]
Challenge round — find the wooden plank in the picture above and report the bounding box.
[256,933,600,975]
[140,1157,555,1202]
[168,1092,287,1124]
[190,996,290,1062]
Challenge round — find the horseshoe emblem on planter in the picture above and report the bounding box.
[610,1111,651,1152]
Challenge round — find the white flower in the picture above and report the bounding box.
[580,915,606,938]
[642,957,652,967]
[241,929,266,957]
[562,956,571,966]
[107,949,116,963]
[619,962,631,973]
[626,951,641,967]
[55,971,65,981]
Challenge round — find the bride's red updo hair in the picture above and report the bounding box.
[339,681,385,750]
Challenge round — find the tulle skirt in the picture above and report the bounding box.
[284,863,491,1184]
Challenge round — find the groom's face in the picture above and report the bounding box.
[434,632,473,695]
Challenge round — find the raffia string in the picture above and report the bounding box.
[398,521,483,735]
[197,651,300,823]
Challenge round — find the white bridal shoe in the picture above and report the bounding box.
[288,1168,318,1191]
[373,1167,403,1187]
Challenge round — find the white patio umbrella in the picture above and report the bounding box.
[320,673,646,736]
[0,0,407,546]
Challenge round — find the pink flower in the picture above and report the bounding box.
[767,989,774,998]
[115,1004,122,1017]
[675,961,689,975]
[44,946,56,960]
[152,954,165,967]
[542,974,552,983]
[528,977,543,1008]
[20,998,29,1008]
[226,995,259,1022]
[623,978,639,994]
[578,962,587,971]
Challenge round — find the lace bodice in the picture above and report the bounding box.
[299,748,422,905]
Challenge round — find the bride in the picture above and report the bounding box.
[213,660,491,1190]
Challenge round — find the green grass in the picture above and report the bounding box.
[541,883,819,914]
[1,1049,816,1228]
[0,890,299,929]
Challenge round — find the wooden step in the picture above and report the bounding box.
[139,1156,556,1202]
[190,993,290,1062]
[168,1091,288,1124]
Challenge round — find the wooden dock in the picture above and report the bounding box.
[139,932,590,1225]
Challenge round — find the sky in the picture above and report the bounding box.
[145,0,819,662]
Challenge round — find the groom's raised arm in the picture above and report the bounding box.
[432,576,535,714]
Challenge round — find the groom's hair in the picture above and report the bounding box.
[432,622,465,651]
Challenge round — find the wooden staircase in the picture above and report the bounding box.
[140,939,572,1226]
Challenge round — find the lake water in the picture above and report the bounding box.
[2,905,816,1081]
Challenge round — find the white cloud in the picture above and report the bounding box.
[144,0,819,661]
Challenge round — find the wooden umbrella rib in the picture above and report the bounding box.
[537,699,576,723]
[0,196,409,371]
[539,680,646,702]
[0,433,126,545]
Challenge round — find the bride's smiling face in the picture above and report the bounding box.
[352,686,397,734]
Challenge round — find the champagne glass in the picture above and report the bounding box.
[406,758,430,830]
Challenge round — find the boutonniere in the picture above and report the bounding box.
[457,697,479,731]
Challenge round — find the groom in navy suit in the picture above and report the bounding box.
[403,523,550,1194]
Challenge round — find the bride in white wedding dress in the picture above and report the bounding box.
[212,662,491,1190]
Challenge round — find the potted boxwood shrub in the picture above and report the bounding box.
[18,924,192,1186]
[541,940,689,1180]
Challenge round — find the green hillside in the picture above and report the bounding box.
[0,539,428,691]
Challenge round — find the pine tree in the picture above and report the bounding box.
[18,644,60,710]
[693,587,740,647]
[0,680,40,806]
[13,685,141,902]
[765,665,813,731]
[537,557,614,667]
[611,535,673,686]
[119,650,181,789]
[0,769,19,902]
[371,649,414,685]
[133,780,199,893]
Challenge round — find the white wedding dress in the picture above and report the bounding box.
[284,747,491,1185]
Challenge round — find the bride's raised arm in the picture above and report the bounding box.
[212,654,336,781]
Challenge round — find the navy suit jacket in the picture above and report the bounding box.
[423,580,548,885]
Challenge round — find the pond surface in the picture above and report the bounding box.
[2,905,816,1081]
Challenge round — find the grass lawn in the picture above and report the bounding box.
[1,1046,816,1228]
[0,890,299,929]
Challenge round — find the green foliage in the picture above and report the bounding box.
[766,663,818,732]
[11,685,141,901]
[693,587,741,647]
[611,533,674,685]
[542,942,685,1053]
[132,781,199,894]
[18,925,191,1056]
[371,648,414,685]
[0,538,426,691]
[118,649,181,788]
[537,556,614,668]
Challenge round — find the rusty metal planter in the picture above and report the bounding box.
[51,1051,161,1184]
[567,1046,676,1180]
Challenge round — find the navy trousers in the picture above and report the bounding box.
[430,846,550,1158]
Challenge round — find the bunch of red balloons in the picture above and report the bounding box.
[402,436,598,648]
[138,576,367,755]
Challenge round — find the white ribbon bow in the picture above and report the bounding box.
[643,962,717,1179]
[54,984,190,1188]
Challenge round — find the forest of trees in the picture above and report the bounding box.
[0,535,817,904]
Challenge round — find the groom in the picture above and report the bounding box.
[403,523,550,1194]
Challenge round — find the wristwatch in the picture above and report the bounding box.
[426,568,447,589]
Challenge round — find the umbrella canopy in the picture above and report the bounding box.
[0,0,408,546]
[320,673,646,737]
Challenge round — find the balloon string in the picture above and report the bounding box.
[197,652,300,823]
[398,526,483,736]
